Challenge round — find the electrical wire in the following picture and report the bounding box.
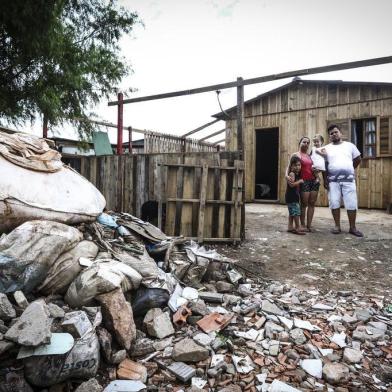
[216,90,232,120]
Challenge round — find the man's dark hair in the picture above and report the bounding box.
[289,155,301,168]
[327,124,340,134]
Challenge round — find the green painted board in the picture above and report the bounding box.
[93,131,113,156]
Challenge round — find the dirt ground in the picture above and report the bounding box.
[218,204,392,298]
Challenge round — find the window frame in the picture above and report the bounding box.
[327,116,392,159]
[361,117,377,158]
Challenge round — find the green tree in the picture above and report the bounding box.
[0,0,139,137]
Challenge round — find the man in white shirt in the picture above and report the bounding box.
[322,125,363,237]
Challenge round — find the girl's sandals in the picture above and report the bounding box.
[287,229,306,235]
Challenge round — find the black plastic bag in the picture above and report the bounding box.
[132,288,170,316]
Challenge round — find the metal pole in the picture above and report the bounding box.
[117,92,123,155]
[128,126,132,154]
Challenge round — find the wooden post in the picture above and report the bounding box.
[117,92,123,155]
[181,137,186,153]
[236,77,244,155]
[128,126,132,154]
[43,115,48,139]
[197,163,209,243]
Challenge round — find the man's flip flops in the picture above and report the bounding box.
[349,229,364,237]
[330,228,341,234]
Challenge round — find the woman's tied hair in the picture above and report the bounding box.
[298,136,310,146]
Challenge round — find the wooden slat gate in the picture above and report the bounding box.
[158,160,244,242]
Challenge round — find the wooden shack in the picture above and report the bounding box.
[215,78,392,209]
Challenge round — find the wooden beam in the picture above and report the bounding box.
[181,119,220,137]
[73,117,149,135]
[198,128,226,142]
[108,56,392,106]
[159,163,240,170]
[197,163,208,243]
[213,138,226,145]
[73,117,216,146]
[237,77,244,152]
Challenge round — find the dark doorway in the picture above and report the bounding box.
[255,128,279,200]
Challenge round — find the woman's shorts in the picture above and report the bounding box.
[287,202,301,216]
[300,179,320,193]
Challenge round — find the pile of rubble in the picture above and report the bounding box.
[0,213,391,392]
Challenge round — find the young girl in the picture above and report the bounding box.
[286,156,305,235]
[310,134,326,184]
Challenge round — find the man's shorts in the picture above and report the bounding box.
[287,202,301,216]
[328,181,358,210]
[300,179,320,193]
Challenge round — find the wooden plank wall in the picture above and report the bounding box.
[225,82,392,209]
[161,160,244,242]
[67,151,243,241]
[144,132,217,153]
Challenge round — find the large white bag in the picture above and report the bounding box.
[0,150,106,232]
[38,240,99,295]
[0,221,82,293]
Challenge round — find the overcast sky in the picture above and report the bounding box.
[46,0,392,142]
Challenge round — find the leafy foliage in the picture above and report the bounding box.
[0,0,138,137]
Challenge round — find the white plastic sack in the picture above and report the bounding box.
[0,155,106,232]
[65,260,142,307]
[38,240,99,295]
[24,329,100,387]
[116,249,160,284]
[0,221,82,293]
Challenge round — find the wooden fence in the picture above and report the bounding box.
[144,132,218,153]
[64,151,244,242]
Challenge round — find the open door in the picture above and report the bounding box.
[255,128,279,200]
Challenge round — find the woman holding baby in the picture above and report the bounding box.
[285,134,326,232]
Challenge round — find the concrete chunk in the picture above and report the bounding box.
[0,293,16,320]
[75,378,103,392]
[172,338,209,363]
[290,328,307,345]
[97,288,136,350]
[322,362,349,385]
[352,325,385,342]
[5,299,52,347]
[143,308,174,339]
[300,359,322,379]
[62,311,92,338]
[343,347,363,364]
[261,300,284,316]
[13,291,29,309]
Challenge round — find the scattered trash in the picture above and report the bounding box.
[232,355,254,374]
[103,380,146,392]
[0,135,390,392]
[17,333,74,359]
[196,312,234,333]
[173,305,192,328]
[166,361,196,382]
[132,288,170,316]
